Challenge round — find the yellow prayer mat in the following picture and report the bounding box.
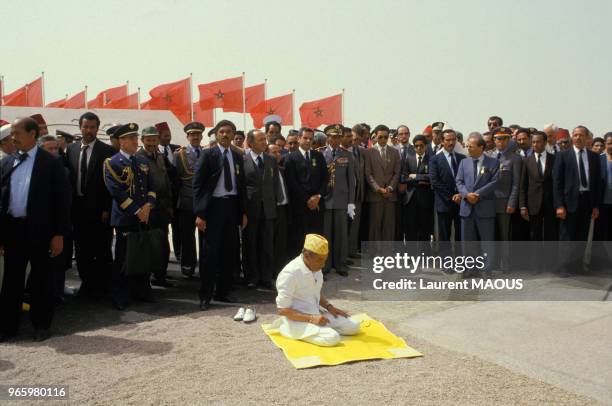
[261,313,422,369]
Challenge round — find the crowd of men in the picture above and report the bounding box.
[0,111,611,341]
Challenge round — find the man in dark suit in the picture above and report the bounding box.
[595,133,612,240]
[348,125,367,255]
[394,125,415,241]
[430,129,465,242]
[243,129,281,289]
[519,131,557,241]
[267,143,291,278]
[284,127,328,256]
[553,126,602,241]
[0,118,71,341]
[399,135,434,242]
[194,120,247,310]
[66,112,115,297]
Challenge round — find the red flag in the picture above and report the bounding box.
[141,77,191,124]
[198,76,243,111]
[2,76,43,107]
[299,94,342,129]
[88,84,129,108]
[105,93,138,109]
[64,90,86,109]
[223,83,265,113]
[250,93,293,129]
[193,102,214,127]
[47,97,67,108]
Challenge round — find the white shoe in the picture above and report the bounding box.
[243,307,257,323]
[63,286,74,295]
[233,307,245,321]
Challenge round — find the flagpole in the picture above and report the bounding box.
[137,87,141,110]
[64,94,68,109]
[189,73,194,121]
[0,75,4,120]
[292,89,296,129]
[41,71,45,106]
[85,85,88,109]
[241,71,246,131]
[341,88,345,125]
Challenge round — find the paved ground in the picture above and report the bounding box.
[0,259,610,405]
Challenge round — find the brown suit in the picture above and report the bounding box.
[364,145,401,241]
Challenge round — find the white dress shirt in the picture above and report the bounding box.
[158,144,175,165]
[213,144,237,197]
[8,145,38,217]
[442,148,456,176]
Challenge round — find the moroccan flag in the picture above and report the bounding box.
[198,76,243,111]
[105,93,138,109]
[88,84,128,108]
[64,90,86,109]
[223,83,265,113]
[47,97,67,108]
[299,94,342,128]
[193,102,214,128]
[141,77,191,124]
[250,93,293,129]
[2,76,43,106]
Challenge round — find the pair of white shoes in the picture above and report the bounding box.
[233,307,257,323]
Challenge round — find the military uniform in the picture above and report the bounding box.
[103,123,157,309]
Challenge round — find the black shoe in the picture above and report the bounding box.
[336,270,349,277]
[345,259,355,265]
[0,332,16,343]
[199,299,210,311]
[214,295,237,303]
[258,281,273,290]
[112,300,127,311]
[181,267,194,278]
[151,279,174,288]
[246,282,257,290]
[33,329,51,342]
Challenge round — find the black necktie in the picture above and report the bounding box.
[195,147,201,159]
[163,146,169,158]
[332,149,337,159]
[353,148,358,158]
[536,153,543,177]
[473,158,479,178]
[256,155,264,172]
[497,152,502,160]
[417,155,422,171]
[80,145,89,194]
[578,149,587,188]
[223,149,232,192]
[451,153,458,176]
[305,151,311,175]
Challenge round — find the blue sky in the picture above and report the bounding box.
[1,0,610,134]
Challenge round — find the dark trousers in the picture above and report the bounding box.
[244,203,275,285]
[437,206,461,242]
[594,203,612,241]
[529,209,558,241]
[323,208,349,274]
[0,217,54,334]
[149,210,170,281]
[511,212,530,241]
[110,226,152,306]
[72,197,113,295]
[290,208,324,256]
[199,197,240,302]
[559,193,592,241]
[178,209,201,272]
[402,195,434,242]
[273,204,290,277]
[170,215,181,259]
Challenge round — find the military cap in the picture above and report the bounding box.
[323,124,343,137]
[184,121,205,134]
[141,126,160,137]
[106,123,122,138]
[491,126,512,136]
[56,129,75,142]
[431,122,444,132]
[114,123,139,138]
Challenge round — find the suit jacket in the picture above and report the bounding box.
[519,152,555,215]
[400,151,433,205]
[284,149,328,214]
[364,145,401,203]
[322,147,355,210]
[552,148,602,213]
[601,154,612,203]
[429,150,465,212]
[349,146,366,204]
[66,139,115,214]
[0,148,71,245]
[174,147,200,211]
[243,152,281,220]
[456,155,499,218]
[494,149,522,213]
[192,145,247,223]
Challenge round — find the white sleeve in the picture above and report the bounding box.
[275,270,297,309]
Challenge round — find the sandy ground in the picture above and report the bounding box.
[0,260,606,405]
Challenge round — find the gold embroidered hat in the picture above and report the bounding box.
[304,234,329,256]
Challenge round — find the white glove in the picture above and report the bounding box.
[347,203,356,219]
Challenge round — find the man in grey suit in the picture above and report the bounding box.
[322,125,355,277]
[345,126,365,256]
[174,122,204,277]
[456,133,500,244]
[365,125,401,241]
[242,129,281,289]
[492,127,522,271]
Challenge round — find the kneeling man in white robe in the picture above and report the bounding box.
[274,233,360,346]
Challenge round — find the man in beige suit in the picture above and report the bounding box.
[365,125,401,241]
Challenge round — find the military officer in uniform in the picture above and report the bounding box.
[322,124,355,277]
[174,122,204,277]
[103,123,157,310]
